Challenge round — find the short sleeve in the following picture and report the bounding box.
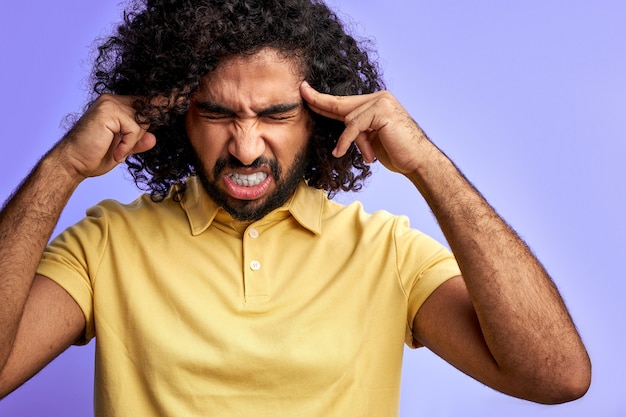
[392,216,461,348]
[36,204,112,342]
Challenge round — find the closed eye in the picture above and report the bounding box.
[193,100,302,121]
[200,112,233,120]
[263,112,297,121]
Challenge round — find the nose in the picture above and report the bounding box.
[228,118,266,166]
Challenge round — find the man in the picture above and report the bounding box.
[0,0,590,416]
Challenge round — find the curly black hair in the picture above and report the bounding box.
[90,0,384,200]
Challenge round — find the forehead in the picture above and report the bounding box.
[193,48,305,109]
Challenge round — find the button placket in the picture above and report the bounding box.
[243,225,269,303]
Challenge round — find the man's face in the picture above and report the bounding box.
[185,48,313,221]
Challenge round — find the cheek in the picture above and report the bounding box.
[267,127,307,163]
[186,119,224,159]
[277,118,312,151]
[290,124,313,154]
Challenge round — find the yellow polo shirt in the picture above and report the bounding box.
[37,177,460,417]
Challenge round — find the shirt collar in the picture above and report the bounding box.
[180,176,325,236]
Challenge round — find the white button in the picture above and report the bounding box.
[248,228,259,239]
[250,260,261,271]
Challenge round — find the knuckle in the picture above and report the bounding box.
[376,91,397,107]
[92,95,119,114]
[95,93,117,106]
[344,112,357,125]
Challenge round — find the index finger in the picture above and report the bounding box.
[300,81,376,121]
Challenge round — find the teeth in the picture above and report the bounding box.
[228,172,268,187]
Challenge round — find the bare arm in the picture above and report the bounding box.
[0,94,156,396]
[407,143,590,403]
[0,155,83,396]
[300,82,591,403]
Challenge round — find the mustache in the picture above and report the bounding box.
[214,155,281,180]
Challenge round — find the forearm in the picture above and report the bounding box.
[0,149,81,370]
[299,84,590,400]
[407,139,590,390]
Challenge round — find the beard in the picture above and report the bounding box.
[194,148,309,222]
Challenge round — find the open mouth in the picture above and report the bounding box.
[227,172,269,187]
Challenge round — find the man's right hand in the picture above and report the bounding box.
[51,94,156,181]
[0,94,155,397]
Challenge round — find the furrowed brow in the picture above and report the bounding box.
[194,100,302,116]
[257,102,302,116]
[194,101,235,115]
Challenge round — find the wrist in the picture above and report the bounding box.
[40,144,86,189]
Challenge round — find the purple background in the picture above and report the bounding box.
[1,1,624,415]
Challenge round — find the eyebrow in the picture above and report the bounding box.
[194,100,302,116]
